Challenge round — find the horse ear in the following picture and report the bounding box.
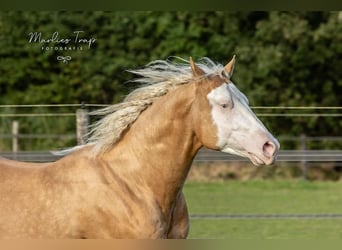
[190,56,205,77]
[224,55,236,77]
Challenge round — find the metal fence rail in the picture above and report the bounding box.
[194,149,342,162]
[1,104,342,164]
[0,151,62,162]
[1,148,342,163]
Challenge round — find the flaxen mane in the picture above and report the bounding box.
[87,57,226,153]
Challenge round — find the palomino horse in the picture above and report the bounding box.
[0,56,279,238]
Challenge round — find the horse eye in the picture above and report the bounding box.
[221,103,228,109]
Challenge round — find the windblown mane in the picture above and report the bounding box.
[87,57,225,153]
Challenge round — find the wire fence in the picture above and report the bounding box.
[1,104,342,166]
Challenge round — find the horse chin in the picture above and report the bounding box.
[221,147,263,166]
[247,152,264,166]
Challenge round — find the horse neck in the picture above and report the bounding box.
[102,83,202,209]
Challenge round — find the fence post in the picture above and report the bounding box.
[300,134,307,180]
[12,120,19,154]
[76,106,89,145]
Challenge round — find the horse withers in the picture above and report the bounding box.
[0,56,279,238]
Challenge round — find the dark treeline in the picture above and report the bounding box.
[0,11,341,150]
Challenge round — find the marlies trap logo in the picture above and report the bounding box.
[28,30,97,63]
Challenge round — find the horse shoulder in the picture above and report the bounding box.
[56,149,172,238]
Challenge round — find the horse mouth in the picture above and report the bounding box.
[248,152,276,166]
[248,152,265,166]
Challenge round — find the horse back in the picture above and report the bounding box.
[0,154,92,238]
[0,157,50,169]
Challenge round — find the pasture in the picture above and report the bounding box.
[183,180,342,239]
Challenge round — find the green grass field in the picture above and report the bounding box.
[183,180,342,239]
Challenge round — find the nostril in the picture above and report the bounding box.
[263,141,276,158]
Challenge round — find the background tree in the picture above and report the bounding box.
[0,11,341,150]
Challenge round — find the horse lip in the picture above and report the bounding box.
[221,148,274,166]
[248,152,265,166]
[248,152,277,166]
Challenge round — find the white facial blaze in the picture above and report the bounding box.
[207,83,234,149]
[207,82,279,166]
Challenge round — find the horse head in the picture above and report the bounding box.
[191,56,280,166]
